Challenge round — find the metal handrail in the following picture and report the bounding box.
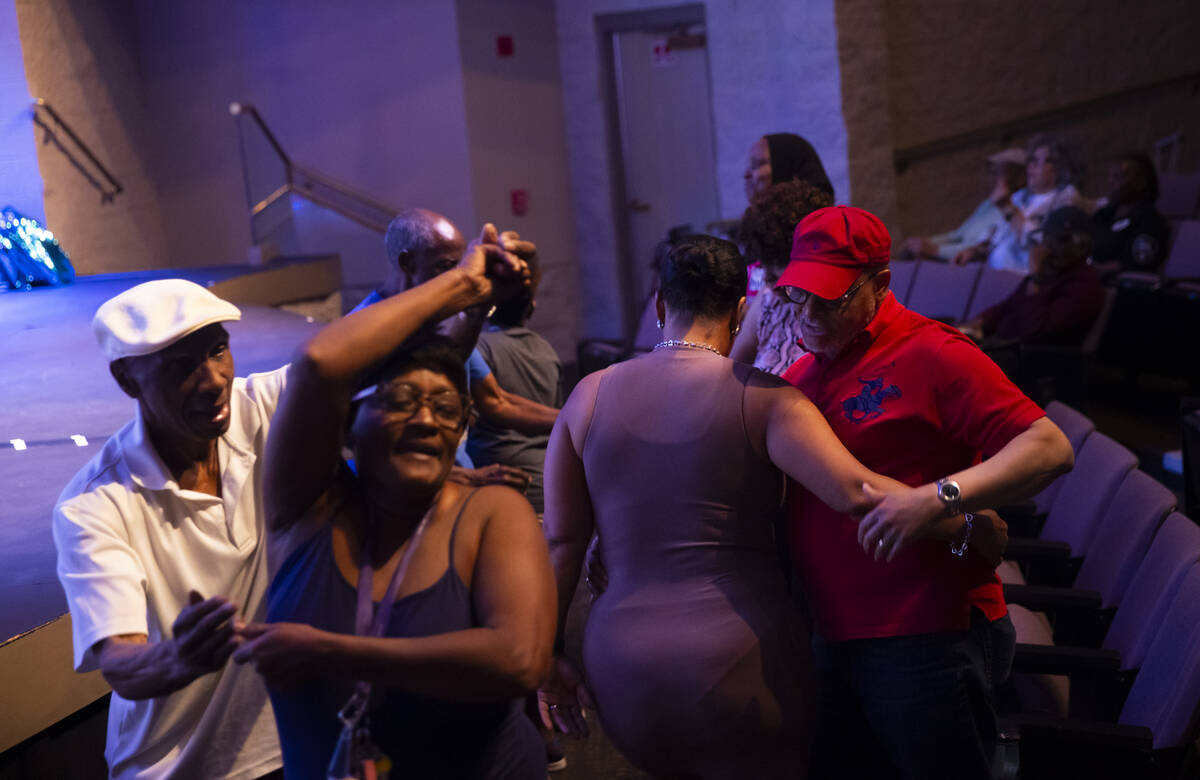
[230,102,397,236]
[31,98,123,203]
[229,102,293,181]
[292,163,400,223]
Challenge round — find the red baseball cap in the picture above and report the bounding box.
[775,206,891,300]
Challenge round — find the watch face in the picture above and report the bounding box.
[940,482,960,501]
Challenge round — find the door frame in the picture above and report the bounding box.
[595,3,711,344]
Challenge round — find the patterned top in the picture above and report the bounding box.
[754,288,807,376]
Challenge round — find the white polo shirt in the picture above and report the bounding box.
[53,367,288,780]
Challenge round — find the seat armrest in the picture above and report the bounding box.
[1011,643,1121,676]
[1003,540,1082,588]
[997,502,1046,538]
[1112,271,1162,290]
[1004,538,1072,559]
[1003,584,1101,612]
[1010,712,1153,750]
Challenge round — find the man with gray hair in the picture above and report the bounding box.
[54,279,283,778]
[358,208,559,485]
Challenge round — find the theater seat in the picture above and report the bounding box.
[1157,172,1200,220]
[1004,470,1176,645]
[904,260,981,321]
[887,259,917,305]
[1044,400,1095,459]
[1007,564,1200,779]
[1003,432,1137,586]
[965,266,1025,320]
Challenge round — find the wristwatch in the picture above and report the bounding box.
[936,478,962,517]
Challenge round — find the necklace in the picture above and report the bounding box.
[653,339,724,357]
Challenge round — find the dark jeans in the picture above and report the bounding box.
[809,628,997,780]
[970,608,1017,691]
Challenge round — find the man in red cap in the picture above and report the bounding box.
[776,206,1074,779]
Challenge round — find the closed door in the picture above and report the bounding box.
[612,27,720,308]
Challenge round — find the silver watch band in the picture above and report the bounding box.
[950,513,974,557]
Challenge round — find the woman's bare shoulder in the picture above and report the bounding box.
[735,363,796,393]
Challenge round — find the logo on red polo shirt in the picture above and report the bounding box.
[841,369,902,423]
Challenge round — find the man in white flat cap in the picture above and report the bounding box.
[53,279,283,779]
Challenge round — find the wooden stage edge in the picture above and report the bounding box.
[0,615,109,753]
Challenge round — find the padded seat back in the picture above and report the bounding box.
[1162,219,1200,282]
[1105,512,1200,669]
[1040,433,1137,554]
[1120,563,1200,748]
[1034,402,1096,513]
[1044,401,1095,453]
[965,266,1026,320]
[1157,173,1200,219]
[905,261,981,321]
[887,260,918,305]
[1071,470,1176,607]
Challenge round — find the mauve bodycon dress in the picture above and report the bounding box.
[580,348,813,778]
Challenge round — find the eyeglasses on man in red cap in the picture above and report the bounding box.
[775,206,891,303]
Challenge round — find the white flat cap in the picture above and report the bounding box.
[987,148,1027,167]
[93,279,241,362]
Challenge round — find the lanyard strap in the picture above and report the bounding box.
[341,501,437,721]
[355,504,436,639]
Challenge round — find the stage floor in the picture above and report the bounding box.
[0,272,320,642]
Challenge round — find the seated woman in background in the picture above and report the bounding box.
[730,180,833,374]
[538,235,999,779]
[983,133,1088,273]
[1091,152,1170,279]
[234,235,555,779]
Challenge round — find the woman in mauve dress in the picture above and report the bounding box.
[538,235,945,779]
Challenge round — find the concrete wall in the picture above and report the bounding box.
[0,0,43,224]
[456,0,581,359]
[135,0,477,287]
[554,0,850,341]
[882,0,1200,238]
[15,0,477,285]
[14,0,581,355]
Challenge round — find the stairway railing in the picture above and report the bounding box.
[31,98,123,203]
[230,103,397,241]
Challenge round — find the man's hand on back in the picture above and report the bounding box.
[170,592,241,677]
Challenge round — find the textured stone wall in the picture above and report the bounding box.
[882,0,1200,238]
[135,0,476,281]
[833,0,899,229]
[554,0,850,341]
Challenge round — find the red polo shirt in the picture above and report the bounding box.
[782,292,1043,640]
